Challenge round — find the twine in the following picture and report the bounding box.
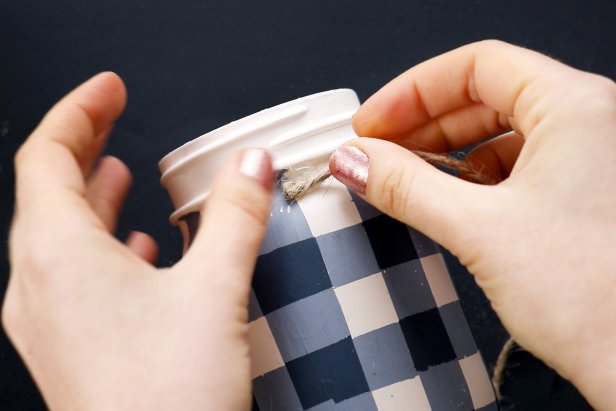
[280,167,332,201]
[492,337,518,401]
[281,150,497,200]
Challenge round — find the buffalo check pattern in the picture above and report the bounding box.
[181,179,497,411]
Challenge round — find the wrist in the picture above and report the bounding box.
[554,329,616,410]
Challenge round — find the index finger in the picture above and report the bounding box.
[353,40,579,149]
[15,72,126,210]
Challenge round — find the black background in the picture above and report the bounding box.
[1,1,614,409]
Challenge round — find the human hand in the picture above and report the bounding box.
[2,73,273,410]
[329,40,616,410]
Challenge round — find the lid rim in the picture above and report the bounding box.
[160,88,360,222]
[158,88,356,173]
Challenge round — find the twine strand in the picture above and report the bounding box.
[492,337,518,401]
[281,150,497,200]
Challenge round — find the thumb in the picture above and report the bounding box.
[329,138,489,250]
[180,148,274,290]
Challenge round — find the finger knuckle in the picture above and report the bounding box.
[478,38,503,47]
[222,188,270,229]
[14,143,34,169]
[564,72,616,114]
[474,39,507,50]
[585,72,616,88]
[1,285,23,339]
[1,302,16,337]
[379,166,414,218]
[588,74,616,101]
[11,224,62,277]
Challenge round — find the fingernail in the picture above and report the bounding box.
[329,146,368,194]
[239,148,273,189]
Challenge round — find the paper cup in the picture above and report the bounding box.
[160,90,497,411]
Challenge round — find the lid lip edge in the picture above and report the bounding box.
[166,125,352,224]
[158,88,357,172]
[160,104,309,185]
[169,191,210,225]
[159,108,357,186]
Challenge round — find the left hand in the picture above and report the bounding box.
[3,72,274,410]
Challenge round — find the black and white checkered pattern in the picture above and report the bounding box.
[180,178,497,411]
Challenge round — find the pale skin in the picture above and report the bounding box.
[343,40,616,410]
[3,40,616,410]
[3,72,274,410]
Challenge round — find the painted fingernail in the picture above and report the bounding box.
[329,146,368,194]
[239,148,273,189]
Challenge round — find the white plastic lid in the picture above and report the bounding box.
[159,89,360,224]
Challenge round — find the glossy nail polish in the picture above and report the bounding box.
[329,146,368,194]
[239,148,273,189]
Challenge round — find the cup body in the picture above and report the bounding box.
[160,90,497,411]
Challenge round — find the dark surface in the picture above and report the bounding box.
[1,0,614,409]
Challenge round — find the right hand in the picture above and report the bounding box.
[329,40,616,410]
